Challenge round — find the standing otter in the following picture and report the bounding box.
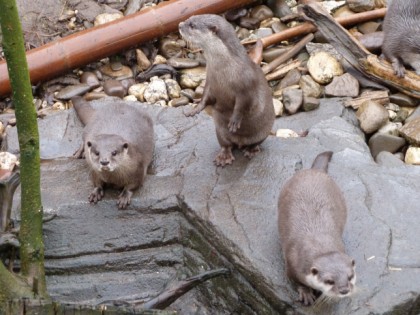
[179,14,275,166]
[278,152,356,306]
[382,0,420,77]
[72,97,154,209]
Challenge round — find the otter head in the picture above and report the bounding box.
[85,134,129,172]
[305,252,356,298]
[178,14,244,59]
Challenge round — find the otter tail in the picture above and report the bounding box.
[311,151,333,172]
[71,96,95,126]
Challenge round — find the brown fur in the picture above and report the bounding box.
[72,97,154,209]
[278,152,355,306]
[179,14,275,166]
[382,0,420,77]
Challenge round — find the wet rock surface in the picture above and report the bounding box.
[6,97,420,315]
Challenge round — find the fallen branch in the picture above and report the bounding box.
[0,0,256,96]
[302,3,420,99]
[343,90,389,109]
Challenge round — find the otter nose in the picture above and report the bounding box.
[339,288,350,295]
[100,160,109,166]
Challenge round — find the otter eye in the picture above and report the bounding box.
[111,151,117,156]
[324,280,335,285]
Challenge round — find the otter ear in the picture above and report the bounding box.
[209,25,218,35]
[310,267,318,276]
[123,143,129,149]
[87,141,92,148]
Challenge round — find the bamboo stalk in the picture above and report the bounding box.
[0,0,256,96]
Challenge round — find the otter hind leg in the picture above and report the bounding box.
[242,144,261,159]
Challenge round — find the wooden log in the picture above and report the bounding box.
[344,90,389,109]
[0,0,256,96]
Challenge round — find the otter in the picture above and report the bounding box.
[72,97,154,210]
[277,151,356,306]
[382,0,420,77]
[179,14,275,167]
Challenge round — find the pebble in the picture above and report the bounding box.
[56,84,92,100]
[273,98,284,117]
[325,73,359,97]
[299,75,323,98]
[368,133,406,158]
[159,38,182,59]
[254,28,273,38]
[263,47,291,63]
[271,20,289,33]
[84,92,107,101]
[267,0,293,17]
[167,57,200,69]
[405,106,420,123]
[399,117,420,145]
[357,32,384,53]
[239,17,260,29]
[250,5,274,21]
[179,67,206,89]
[144,77,169,104]
[225,7,248,22]
[94,12,123,27]
[278,68,301,89]
[0,151,18,171]
[307,51,344,84]
[123,95,138,102]
[358,21,381,34]
[303,96,320,112]
[52,102,66,111]
[377,121,402,137]
[80,71,100,88]
[392,108,409,123]
[389,93,418,107]
[103,79,125,98]
[136,49,151,71]
[405,146,420,165]
[165,79,182,99]
[153,55,167,65]
[276,129,299,138]
[180,89,195,101]
[283,88,303,115]
[99,63,133,80]
[321,1,346,13]
[387,110,397,121]
[128,83,148,102]
[347,0,376,13]
[0,121,3,135]
[356,100,389,134]
[169,96,190,107]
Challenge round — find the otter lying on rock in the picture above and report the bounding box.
[179,14,275,167]
[278,151,356,306]
[72,97,154,210]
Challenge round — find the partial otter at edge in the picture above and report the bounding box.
[178,14,275,167]
[278,152,356,306]
[72,97,154,210]
[382,0,420,77]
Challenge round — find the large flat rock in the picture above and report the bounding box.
[5,98,420,314]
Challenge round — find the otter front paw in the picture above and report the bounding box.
[228,116,242,133]
[118,189,133,210]
[392,59,405,78]
[89,187,104,204]
[242,145,260,159]
[298,286,317,306]
[184,102,204,117]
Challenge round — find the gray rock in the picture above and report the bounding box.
[356,100,389,134]
[405,105,420,123]
[167,57,200,69]
[399,117,420,145]
[80,71,100,88]
[6,97,420,314]
[254,27,273,38]
[250,5,274,21]
[56,84,92,100]
[159,38,183,59]
[358,31,384,53]
[390,93,418,107]
[325,73,360,97]
[375,151,405,166]
[278,68,301,90]
[283,88,303,114]
[238,16,260,29]
[347,0,375,12]
[368,133,406,158]
[302,95,320,112]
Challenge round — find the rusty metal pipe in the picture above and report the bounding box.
[0,0,256,96]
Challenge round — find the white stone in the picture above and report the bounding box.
[153,55,167,65]
[377,121,402,137]
[273,98,284,117]
[405,146,420,165]
[0,152,18,171]
[165,79,182,99]
[179,67,207,89]
[144,77,169,104]
[307,51,343,84]
[124,95,138,102]
[128,83,148,102]
[275,129,299,138]
[94,12,123,27]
